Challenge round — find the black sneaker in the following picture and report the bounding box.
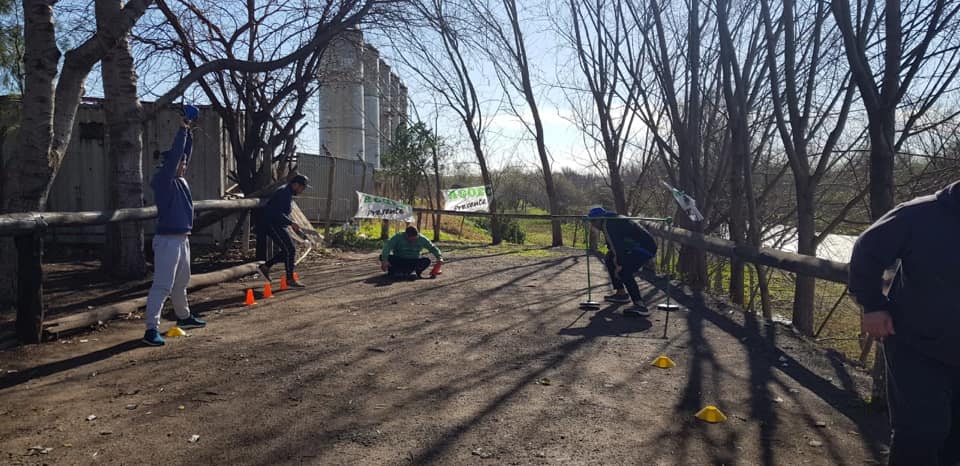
[623,304,651,317]
[604,294,631,304]
[258,264,272,282]
[288,278,306,288]
[177,315,207,329]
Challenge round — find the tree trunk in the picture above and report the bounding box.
[608,162,628,215]
[757,265,772,319]
[674,0,706,288]
[466,125,500,245]
[432,143,442,242]
[0,0,59,303]
[792,176,817,334]
[868,113,897,219]
[99,0,145,277]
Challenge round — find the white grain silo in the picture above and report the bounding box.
[378,61,393,153]
[362,45,381,169]
[318,29,365,161]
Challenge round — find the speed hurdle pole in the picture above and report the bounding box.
[656,217,680,339]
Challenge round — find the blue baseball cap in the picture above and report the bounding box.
[587,207,617,218]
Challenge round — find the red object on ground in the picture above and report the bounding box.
[430,262,443,277]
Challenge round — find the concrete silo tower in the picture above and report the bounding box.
[362,45,381,169]
[317,29,365,161]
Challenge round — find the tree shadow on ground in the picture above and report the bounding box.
[638,273,887,465]
[558,305,653,338]
[0,340,143,390]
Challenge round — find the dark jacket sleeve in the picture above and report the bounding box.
[848,205,912,313]
[266,188,294,226]
[603,221,627,262]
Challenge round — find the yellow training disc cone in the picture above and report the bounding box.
[165,327,187,338]
[652,355,676,368]
[695,405,727,423]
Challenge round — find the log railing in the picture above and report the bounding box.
[410,208,850,284]
[1,199,265,343]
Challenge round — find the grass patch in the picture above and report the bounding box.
[704,256,866,364]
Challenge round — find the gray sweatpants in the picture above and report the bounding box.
[145,234,192,331]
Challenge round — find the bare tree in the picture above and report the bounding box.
[391,0,505,243]
[717,0,769,307]
[469,0,564,246]
[832,0,960,219]
[560,0,642,215]
[148,0,373,194]
[621,0,723,288]
[758,0,864,334]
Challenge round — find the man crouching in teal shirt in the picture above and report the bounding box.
[380,226,443,279]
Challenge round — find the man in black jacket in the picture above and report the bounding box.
[849,180,960,466]
[587,207,658,317]
[258,175,310,287]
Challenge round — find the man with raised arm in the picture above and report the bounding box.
[143,106,206,346]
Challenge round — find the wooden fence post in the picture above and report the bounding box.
[324,157,337,239]
[15,232,44,344]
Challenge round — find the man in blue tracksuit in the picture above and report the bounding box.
[257,175,310,287]
[587,207,658,317]
[849,180,960,465]
[143,106,206,346]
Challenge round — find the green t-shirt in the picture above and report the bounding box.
[381,233,442,261]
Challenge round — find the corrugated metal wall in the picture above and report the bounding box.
[295,152,374,223]
[2,99,236,245]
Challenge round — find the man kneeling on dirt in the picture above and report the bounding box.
[587,207,657,317]
[380,226,443,279]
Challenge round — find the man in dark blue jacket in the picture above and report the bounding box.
[849,180,960,465]
[587,207,658,317]
[257,175,310,287]
[143,106,206,346]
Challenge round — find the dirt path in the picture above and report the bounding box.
[0,246,887,465]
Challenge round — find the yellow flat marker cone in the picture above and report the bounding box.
[165,327,187,338]
[652,355,676,368]
[695,405,727,423]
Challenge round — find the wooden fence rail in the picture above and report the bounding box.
[0,199,264,235]
[0,198,265,343]
[410,209,850,284]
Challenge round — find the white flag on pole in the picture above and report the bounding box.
[661,180,705,222]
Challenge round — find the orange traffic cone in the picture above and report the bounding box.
[429,262,443,277]
[280,276,289,291]
[293,272,300,281]
[263,282,273,298]
[244,288,256,306]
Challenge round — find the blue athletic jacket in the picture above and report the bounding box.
[150,127,194,235]
[262,185,295,227]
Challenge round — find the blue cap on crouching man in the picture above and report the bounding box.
[587,207,619,218]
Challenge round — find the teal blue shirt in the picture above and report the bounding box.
[381,233,442,261]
